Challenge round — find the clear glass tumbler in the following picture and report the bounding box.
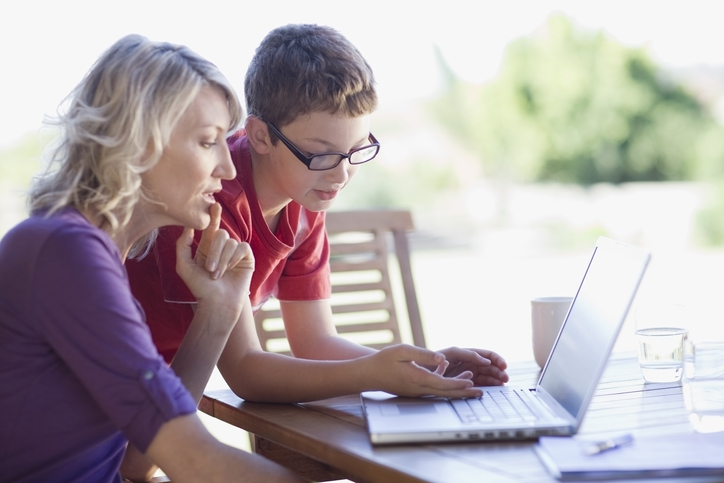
[683,341,724,433]
[635,304,688,383]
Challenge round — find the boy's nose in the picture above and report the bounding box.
[324,159,352,183]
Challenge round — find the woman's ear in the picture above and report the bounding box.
[245,115,272,154]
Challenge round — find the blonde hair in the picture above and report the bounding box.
[244,24,377,132]
[30,34,242,255]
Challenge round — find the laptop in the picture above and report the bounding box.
[361,236,650,445]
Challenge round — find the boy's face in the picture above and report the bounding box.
[262,111,372,213]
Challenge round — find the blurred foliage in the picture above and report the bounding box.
[694,182,724,246]
[335,155,459,211]
[0,133,52,237]
[0,132,49,187]
[428,14,724,185]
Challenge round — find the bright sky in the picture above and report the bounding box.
[2,0,723,149]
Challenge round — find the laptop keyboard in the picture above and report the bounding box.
[451,389,549,424]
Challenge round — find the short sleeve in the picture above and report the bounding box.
[275,208,331,301]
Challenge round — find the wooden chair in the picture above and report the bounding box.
[250,209,427,481]
[253,209,427,355]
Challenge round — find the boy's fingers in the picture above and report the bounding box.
[433,359,449,375]
[421,374,479,397]
[447,347,491,366]
[401,346,445,367]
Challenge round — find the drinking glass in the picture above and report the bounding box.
[635,303,688,383]
[683,341,724,433]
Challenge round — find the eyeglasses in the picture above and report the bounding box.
[266,121,380,171]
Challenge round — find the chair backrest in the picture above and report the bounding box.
[253,209,427,354]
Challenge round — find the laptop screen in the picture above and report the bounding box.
[538,237,650,424]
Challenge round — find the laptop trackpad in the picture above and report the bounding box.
[380,399,447,416]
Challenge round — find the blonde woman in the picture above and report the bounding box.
[0,35,299,483]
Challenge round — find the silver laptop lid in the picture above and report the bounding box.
[536,237,650,428]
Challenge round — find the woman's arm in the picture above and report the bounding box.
[170,203,255,401]
[122,205,254,480]
[146,413,302,483]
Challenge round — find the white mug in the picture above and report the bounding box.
[531,296,573,368]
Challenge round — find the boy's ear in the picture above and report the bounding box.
[245,115,272,154]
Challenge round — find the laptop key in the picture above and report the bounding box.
[452,392,544,425]
[451,399,493,424]
[466,398,494,422]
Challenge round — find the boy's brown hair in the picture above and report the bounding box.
[244,24,377,135]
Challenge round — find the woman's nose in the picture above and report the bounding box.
[215,144,236,180]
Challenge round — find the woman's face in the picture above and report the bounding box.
[141,85,235,230]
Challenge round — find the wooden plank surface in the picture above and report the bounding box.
[200,354,708,483]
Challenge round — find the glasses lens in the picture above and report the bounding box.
[349,145,379,165]
[306,141,380,170]
[309,154,344,171]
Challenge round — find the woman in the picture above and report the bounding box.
[0,34,299,483]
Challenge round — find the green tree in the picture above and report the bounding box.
[428,14,724,185]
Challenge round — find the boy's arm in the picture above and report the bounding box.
[278,300,510,386]
[279,299,375,359]
[215,303,488,402]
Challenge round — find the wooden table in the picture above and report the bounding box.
[199,354,707,482]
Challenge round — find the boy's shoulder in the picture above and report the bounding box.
[227,128,247,146]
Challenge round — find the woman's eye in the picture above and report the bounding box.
[201,142,217,148]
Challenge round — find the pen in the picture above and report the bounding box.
[584,433,634,455]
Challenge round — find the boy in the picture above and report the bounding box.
[126,24,508,403]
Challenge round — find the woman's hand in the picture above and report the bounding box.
[175,202,254,319]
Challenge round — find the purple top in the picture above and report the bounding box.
[0,209,196,483]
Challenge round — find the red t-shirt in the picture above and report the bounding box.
[126,132,331,362]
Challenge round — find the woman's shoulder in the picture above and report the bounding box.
[2,209,117,262]
[7,209,91,238]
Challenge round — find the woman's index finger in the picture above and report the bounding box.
[197,202,222,257]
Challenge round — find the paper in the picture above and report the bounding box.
[536,432,724,480]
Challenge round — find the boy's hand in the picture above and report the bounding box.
[437,347,509,387]
[175,203,254,315]
[365,345,484,399]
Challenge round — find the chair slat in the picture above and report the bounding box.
[253,209,427,355]
[330,301,396,315]
[329,259,386,272]
[334,323,399,334]
[331,282,389,293]
[329,240,384,255]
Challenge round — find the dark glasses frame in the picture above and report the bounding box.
[265,121,380,171]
